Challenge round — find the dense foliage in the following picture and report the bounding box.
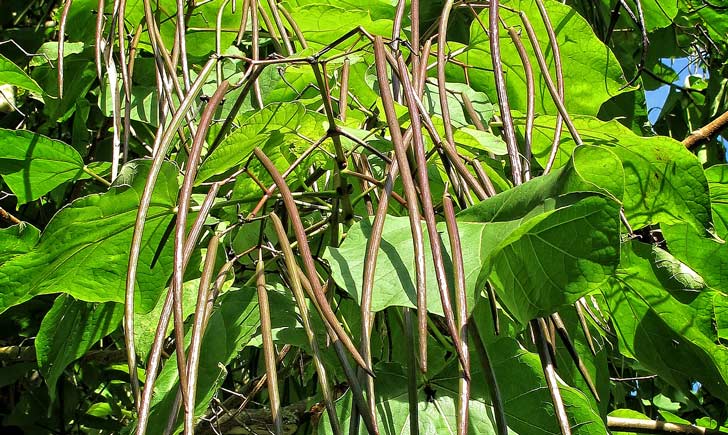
[1,0,727,434]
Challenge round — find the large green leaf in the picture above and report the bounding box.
[0,159,179,314]
[327,146,622,323]
[523,115,711,231]
[602,241,728,402]
[0,129,85,204]
[141,288,260,434]
[474,193,621,324]
[0,53,44,97]
[35,295,122,401]
[706,165,728,238]
[451,0,627,118]
[33,58,97,122]
[457,146,622,323]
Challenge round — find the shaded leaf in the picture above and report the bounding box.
[603,241,728,402]
[662,222,728,295]
[0,53,44,97]
[142,288,260,433]
[35,295,122,401]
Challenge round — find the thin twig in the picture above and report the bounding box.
[606,417,721,434]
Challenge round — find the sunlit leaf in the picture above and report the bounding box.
[0,159,178,314]
[0,129,85,204]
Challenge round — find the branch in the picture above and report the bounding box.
[607,416,723,434]
[682,109,728,150]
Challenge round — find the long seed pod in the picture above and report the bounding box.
[443,193,470,435]
[136,181,221,435]
[373,37,431,375]
[550,313,600,402]
[400,54,465,376]
[353,156,399,433]
[170,80,231,412]
[125,57,217,410]
[375,37,469,376]
[58,0,74,99]
[252,148,372,377]
[471,323,508,435]
[293,266,379,435]
[183,235,219,435]
[534,0,566,174]
[507,26,534,181]
[403,308,420,435]
[269,212,341,435]
[518,11,582,149]
[533,318,572,435]
[255,250,283,435]
[489,0,523,185]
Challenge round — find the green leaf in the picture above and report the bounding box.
[35,295,122,401]
[475,193,621,323]
[421,81,495,129]
[603,241,728,402]
[0,128,86,204]
[706,164,728,238]
[0,53,44,97]
[456,146,622,323]
[324,214,484,316]
[29,42,86,67]
[0,159,178,315]
[524,116,711,231]
[100,84,159,126]
[662,222,728,295]
[283,3,394,49]
[142,288,260,434]
[197,102,306,182]
[327,146,622,323]
[452,0,628,117]
[0,223,40,264]
[33,59,97,121]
